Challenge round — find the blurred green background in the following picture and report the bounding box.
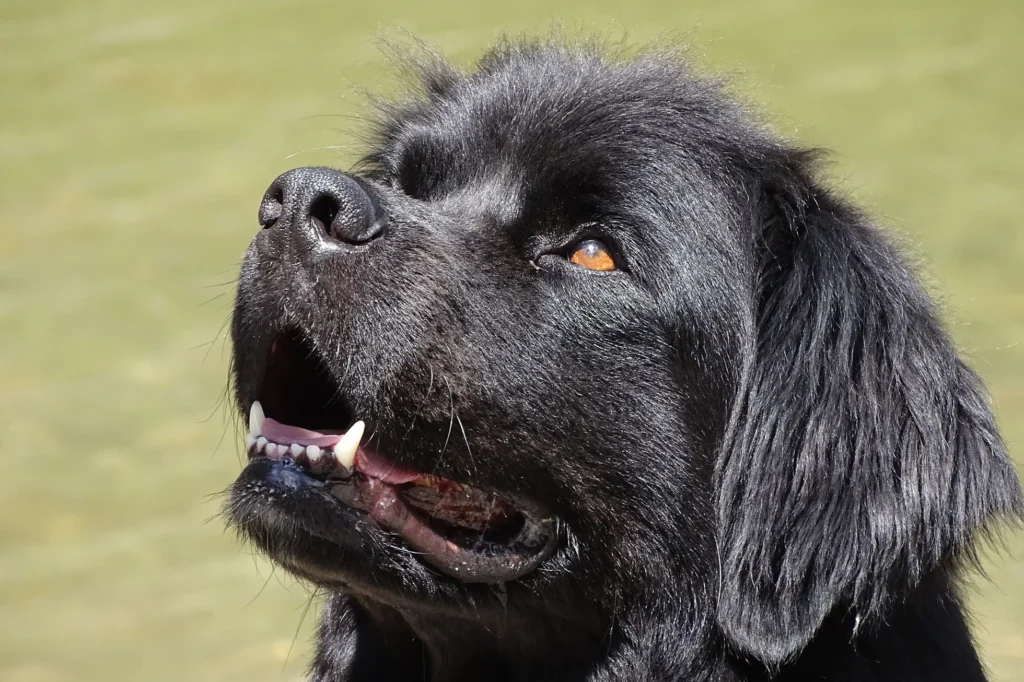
[1,0,1021,680]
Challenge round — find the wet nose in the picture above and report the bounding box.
[258,167,383,246]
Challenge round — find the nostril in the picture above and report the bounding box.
[258,186,284,229]
[308,194,339,237]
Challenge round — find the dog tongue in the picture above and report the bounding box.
[355,447,422,484]
[260,418,423,483]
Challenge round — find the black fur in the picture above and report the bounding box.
[226,38,1022,681]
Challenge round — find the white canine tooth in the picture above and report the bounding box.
[333,420,364,470]
[256,436,268,453]
[248,400,265,436]
[246,434,256,451]
[289,443,304,458]
[307,445,322,462]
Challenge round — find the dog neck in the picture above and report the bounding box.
[311,592,615,682]
[311,592,725,682]
[311,571,989,682]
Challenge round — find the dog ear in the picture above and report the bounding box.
[715,149,1022,664]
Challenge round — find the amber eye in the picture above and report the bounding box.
[568,239,616,272]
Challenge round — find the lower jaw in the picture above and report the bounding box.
[235,456,557,584]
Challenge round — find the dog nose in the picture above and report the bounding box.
[258,167,383,245]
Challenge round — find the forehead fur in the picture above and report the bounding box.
[359,40,785,196]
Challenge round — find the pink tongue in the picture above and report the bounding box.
[355,448,422,484]
[260,418,344,448]
[260,418,424,484]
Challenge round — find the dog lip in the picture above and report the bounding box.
[330,473,557,583]
[356,476,557,583]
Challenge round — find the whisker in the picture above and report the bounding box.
[202,277,239,290]
[198,291,228,308]
[436,376,456,475]
[283,592,318,673]
[246,564,277,607]
[202,313,233,364]
[455,411,475,471]
[284,145,359,160]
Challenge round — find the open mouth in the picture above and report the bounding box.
[244,330,556,583]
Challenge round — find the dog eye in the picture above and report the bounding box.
[568,239,617,272]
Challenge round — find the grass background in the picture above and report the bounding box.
[1,0,1022,680]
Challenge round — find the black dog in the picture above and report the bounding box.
[226,39,1023,681]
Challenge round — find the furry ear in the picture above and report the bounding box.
[716,150,1022,664]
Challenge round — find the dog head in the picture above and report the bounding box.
[226,41,1021,672]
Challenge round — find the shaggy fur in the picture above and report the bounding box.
[226,39,1023,682]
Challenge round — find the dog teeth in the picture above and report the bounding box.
[249,400,265,436]
[245,414,364,472]
[333,420,364,470]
